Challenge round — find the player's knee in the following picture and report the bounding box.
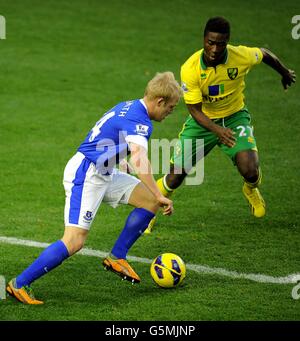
[62,228,87,255]
[64,238,85,255]
[166,164,187,189]
[240,163,259,182]
[73,239,85,254]
[166,172,186,189]
[236,151,259,181]
[141,195,160,213]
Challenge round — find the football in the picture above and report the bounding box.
[150,253,186,288]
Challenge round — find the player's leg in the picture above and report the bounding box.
[144,164,187,234]
[102,171,158,283]
[6,236,70,305]
[6,226,88,305]
[145,116,217,233]
[220,109,265,217]
[61,226,89,255]
[112,181,160,253]
[235,149,261,185]
[7,153,105,304]
[145,117,196,234]
[236,150,265,217]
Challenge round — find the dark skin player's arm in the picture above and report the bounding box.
[187,102,236,148]
[260,48,296,90]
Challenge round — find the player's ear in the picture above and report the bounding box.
[157,97,166,107]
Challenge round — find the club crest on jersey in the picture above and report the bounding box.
[83,211,93,222]
[135,124,149,136]
[227,68,238,80]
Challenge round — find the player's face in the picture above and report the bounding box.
[203,31,229,67]
[155,97,179,121]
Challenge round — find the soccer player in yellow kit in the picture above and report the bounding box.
[145,16,296,233]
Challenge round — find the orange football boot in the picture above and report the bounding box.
[6,278,44,305]
[103,257,141,284]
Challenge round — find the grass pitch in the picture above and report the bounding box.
[0,0,299,323]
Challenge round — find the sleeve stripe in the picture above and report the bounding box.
[125,135,148,151]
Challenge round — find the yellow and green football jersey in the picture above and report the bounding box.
[181,44,263,119]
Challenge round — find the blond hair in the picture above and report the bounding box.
[144,71,182,102]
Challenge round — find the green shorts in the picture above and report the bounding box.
[171,107,258,171]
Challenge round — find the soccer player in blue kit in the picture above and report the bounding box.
[6,71,182,304]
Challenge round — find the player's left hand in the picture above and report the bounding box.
[281,69,296,90]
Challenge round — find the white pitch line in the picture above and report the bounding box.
[1,236,299,285]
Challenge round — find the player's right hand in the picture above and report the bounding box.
[215,126,236,148]
[157,195,174,216]
[281,69,296,90]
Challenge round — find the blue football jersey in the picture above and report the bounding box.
[77,99,153,174]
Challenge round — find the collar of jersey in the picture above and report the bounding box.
[139,99,149,115]
[200,48,228,70]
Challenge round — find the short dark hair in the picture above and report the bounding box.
[204,16,230,37]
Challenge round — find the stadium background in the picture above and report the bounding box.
[0,0,299,321]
